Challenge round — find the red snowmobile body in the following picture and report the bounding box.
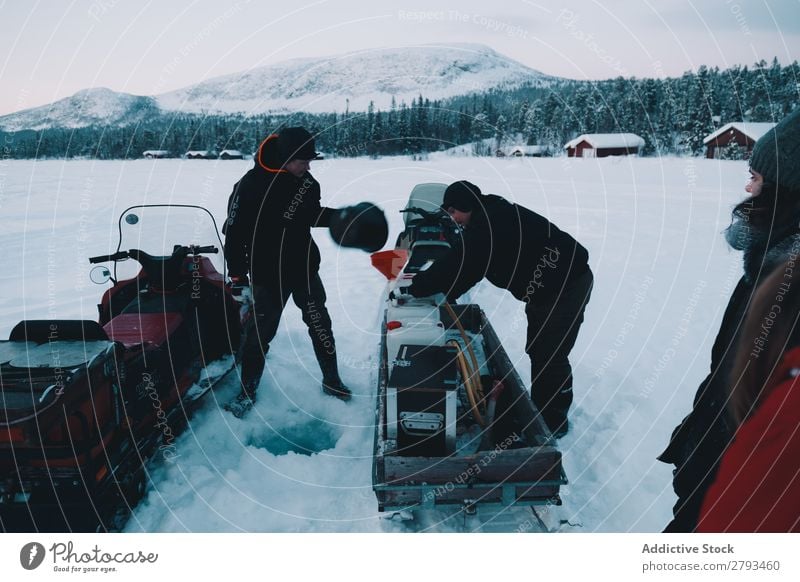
[0,205,244,531]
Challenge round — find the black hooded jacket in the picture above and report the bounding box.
[408,194,590,302]
[223,135,334,288]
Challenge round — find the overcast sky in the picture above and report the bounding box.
[0,0,797,116]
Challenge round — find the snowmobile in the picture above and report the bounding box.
[370,184,566,518]
[0,204,246,532]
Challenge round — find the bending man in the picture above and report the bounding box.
[407,181,593,437]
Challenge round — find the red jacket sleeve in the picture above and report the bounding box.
[697,348,800,532]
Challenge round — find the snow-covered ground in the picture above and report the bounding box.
[0,154,746,532]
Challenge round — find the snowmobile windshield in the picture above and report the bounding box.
[114,204,226,282]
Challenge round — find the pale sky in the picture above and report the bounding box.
[0,0,797,116]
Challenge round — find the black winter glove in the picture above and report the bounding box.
[329,202,389,252]
[388,286,411,302]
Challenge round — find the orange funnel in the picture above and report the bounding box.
[370,249,408,280]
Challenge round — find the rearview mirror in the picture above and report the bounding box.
[90,265,112,285]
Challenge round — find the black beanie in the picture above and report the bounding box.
[749,108,800,191]
[277,127,321,162]
[442,180,482,212]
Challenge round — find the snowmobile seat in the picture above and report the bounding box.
[102,312,183,348]
[4,340,113,369]
[0,341,37,365]
[9,320,109,343]
[0,339,116,421]
[121,293,188,314]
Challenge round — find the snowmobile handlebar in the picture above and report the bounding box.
[93,245,219,290]
[400,207,446,221]
[89,251,130,264]
[89,245,218,264]
[187,245,219,255]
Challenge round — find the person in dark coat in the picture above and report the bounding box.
[223,127,351,415]
[407,181,593,437]
[659,108,800,532]
[698,259,800,532]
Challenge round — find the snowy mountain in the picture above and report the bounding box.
[156,43,553,115]
[0,88,158,132]
[0,44,551,130]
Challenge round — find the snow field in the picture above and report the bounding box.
[0,154,746,531]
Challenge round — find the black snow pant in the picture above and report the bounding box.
[239,273,338,389]
[525,269,593,431]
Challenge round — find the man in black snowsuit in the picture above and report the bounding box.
[223,127,351,415]
[407,181,593,437]
[659,108,800,531]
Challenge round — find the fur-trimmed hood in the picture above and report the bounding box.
[750,232,800,283]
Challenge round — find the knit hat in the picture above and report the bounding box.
[277,127,321,162]
[442,180,482,212]
[749,108,800,192]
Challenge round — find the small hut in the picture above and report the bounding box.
[142,150,170,159]
[185,150,216,160]
[703,122,775,159]
[565,133,645,158]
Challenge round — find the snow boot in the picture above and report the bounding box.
[538,408,569,439]
[319,358,352,401]
[225,379,259,418]
[550,418,569,439]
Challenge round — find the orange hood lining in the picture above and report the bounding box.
[256,134,288,174]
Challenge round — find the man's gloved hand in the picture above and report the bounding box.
[329,202,389,252]
[228,274,251,302]
[388,286,411,303]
